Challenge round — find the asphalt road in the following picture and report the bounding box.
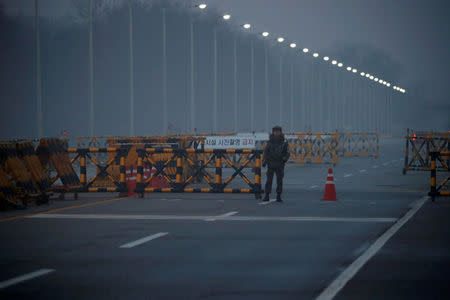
[1,137,446,300]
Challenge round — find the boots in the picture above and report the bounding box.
[276,193,282,202]
[263,193,270,202]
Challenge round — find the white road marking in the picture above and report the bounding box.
[382,162,389,166]
[0,269,55,290]
[372,165,379,168]
[315,196,427,300]
[120,232,168,248]
[310,185,319,189]
[205,211,238,221]
[343,174,352,178]
[258,199,277,205]
[30,214,396,223]
[359,169,366,173]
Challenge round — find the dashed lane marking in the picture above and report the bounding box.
[359,169,366,173]
[205,211,238,221]
[309,185,319,189]
[0,269,55,290]
[120,232,168,248]
[343,174,353,178]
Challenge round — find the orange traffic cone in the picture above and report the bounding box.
[322,168,337,201]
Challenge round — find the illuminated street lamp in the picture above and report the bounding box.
[332,60,337,65]
[323,56,329,61]
[370,76,374,80]
[313,52,319,58]
[197,3,207,9]
[352,68,357,73]
[346,66,352,71]
[302,48,309,53]
[223,14,231,20]
[360,72,365,76]
[262,31,269,37]
[242,23,251,29]
[338,62,343,67]
[277,37,285,43]
[290,43,296,48]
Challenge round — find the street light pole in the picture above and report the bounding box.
[279,55,283,126]
[89,0,94,136]
[250,39,254,132]
[290,60,294,133]
[264,43,269,132]
[233,37,238,133]
[162,8,167,134]
[190,18,195,133]
[128,1,134,136]
[213,28,218,133]
[35,0,43,137]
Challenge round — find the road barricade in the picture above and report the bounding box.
[67,147,127,194]
[336,132,379,158]
[38,138,81,196]
[428,151,450,201]
[135,148,263,199]
[0,164,22,208]
[0,140,52,207]
[288,132,339,165]
[403,129,450,174]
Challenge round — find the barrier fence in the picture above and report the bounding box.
[135,148,263,199]
[287,132,339,165]
[336,132,379,158]
[1,131,379,209]
[429,151,450,201]
[403,129,450,174]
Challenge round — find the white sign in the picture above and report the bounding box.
[204,136,255,149]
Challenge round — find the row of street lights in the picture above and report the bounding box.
[193,2,405,134]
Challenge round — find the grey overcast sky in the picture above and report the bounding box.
[2,0,449,125]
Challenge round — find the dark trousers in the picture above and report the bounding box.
[265,167,284,194]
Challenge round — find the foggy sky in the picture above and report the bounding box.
[0,0,448,139]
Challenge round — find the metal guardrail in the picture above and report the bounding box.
[429,151,450,201]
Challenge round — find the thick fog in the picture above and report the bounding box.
[0,0,447,139]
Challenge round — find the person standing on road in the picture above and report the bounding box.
[262,126,290,202]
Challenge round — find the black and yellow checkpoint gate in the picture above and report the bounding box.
[429,151,450,201]
[67,147,127,193]
[403,129,450,174]
[135,148,263,199]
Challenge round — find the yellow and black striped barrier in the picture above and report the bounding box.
[67,147,127,194]
[135,148,263,199]
[290,132,339,165]
[403,129,450,174]
[336,132,379,158]
[429,151,450,201]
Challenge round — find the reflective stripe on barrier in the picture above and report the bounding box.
[428,151,450,201]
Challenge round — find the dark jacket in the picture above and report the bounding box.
[263,134,290,169]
